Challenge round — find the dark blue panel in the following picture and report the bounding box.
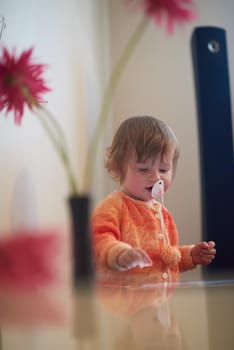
[191,27,234,274]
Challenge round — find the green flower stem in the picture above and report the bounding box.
[41,106,68,151]
[83,16,149,192]
[36,106,79,195]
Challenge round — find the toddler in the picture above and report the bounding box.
[92,116,216,284]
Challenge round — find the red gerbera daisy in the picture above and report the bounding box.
[127,0,197,33]
[0,47,50,125]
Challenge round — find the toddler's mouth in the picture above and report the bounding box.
[145,186,153,192]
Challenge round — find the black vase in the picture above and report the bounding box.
[68,195,95,288]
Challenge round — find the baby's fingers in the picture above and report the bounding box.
[134,248,153,267]
[124,249,152,269]
[207,241,216,248]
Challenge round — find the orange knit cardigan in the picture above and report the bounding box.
[92,191,195,285]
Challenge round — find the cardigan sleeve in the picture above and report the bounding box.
[178,245,196,272]
[91,193,132,269]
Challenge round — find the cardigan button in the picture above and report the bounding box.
[162,272,168,279]
[158,233,164,239]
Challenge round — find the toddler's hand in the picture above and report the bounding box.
[116,248,153,270]
[191,241,216,265]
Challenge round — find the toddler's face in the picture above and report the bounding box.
[122,150,174,201]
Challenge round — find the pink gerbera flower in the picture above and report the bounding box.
[127,0,197,33]
[0,47,50,125]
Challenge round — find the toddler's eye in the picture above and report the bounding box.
[138,168,149,173]
[160,169,168,173]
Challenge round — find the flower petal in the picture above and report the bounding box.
[0,47,50,124]
[127,0,197,33]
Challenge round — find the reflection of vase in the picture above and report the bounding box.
[68,195,95,288]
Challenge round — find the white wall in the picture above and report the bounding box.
[0,0,110,232]
[108,0,234,280]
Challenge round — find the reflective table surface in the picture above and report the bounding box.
[1,273,234,350]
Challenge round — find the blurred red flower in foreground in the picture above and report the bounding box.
[0,229,61,290]
[128,0,197,33]
[0,47,50,124]
[0,229,70,327]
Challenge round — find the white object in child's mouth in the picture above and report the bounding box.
[151,179,164,203]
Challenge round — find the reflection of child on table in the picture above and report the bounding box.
[129,301,186,350]
[92,116,216,285]
[97,281,186,350]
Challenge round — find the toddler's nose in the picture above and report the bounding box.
[150,170,160,182]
